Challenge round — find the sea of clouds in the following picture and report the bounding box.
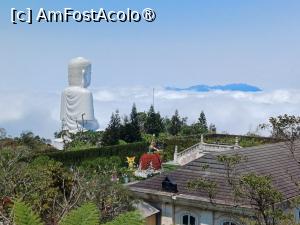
[1,87,300,139]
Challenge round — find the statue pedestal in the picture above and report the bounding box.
[51,136,72,150]
[52,138,65,150]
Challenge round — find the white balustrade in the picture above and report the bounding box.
[173,138,241,166]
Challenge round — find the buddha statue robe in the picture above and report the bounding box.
[60,57,99,133]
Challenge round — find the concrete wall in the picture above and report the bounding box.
[140,196,299,225]
[160,203,242,225]
[146,215,157,225]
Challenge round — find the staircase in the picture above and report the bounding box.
[172,135,241,166]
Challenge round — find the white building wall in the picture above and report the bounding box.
[160,204,241,225]
[161,203,173,225]
[214,212,241,225]
[199,210,213,225]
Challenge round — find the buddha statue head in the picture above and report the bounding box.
[68,57,92,88]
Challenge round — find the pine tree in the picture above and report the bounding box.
[144,105,164,136]
[102,110,121,146]
[119,104,142,143]
[129,103,142,142]
[137,112,147,132]
[120,116,131,143]
[197,111,208,134]
[169,110,182,135]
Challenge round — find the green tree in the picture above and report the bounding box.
[102,110,121,146]
[180,124,198,135]
[120,104,142,143]
[89,175,134,222]
[0,147,136,225]
[129,104,142,142]
[21,156,73,221]
[137,112,147,133]
[187,177,217,202]
[217,154,243,186]
[197,111,208,133]
[144,105,164,136]
[169,110,183,136]
[260,114,300,161]
[238,173,285,225]
[216,152,290,225]
[120,116,131,143]
[0,147,29,199]
[14,131,50,151]
[65,131,103,150]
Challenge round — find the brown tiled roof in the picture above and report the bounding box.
[130,141,300,206]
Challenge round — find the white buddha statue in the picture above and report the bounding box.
[60,57,99,133]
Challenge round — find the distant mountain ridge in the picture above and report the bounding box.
[166,83,262,92]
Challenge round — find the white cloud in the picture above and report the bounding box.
[229,89,300,104]
[0,94,25,123]
[0,91,60,138]
[1,87,300,138]
[94,90,116,102]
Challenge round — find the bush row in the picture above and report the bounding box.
[34,134,279,165]
[40,142,149,166]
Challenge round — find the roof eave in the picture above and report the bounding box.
[129,186,254,216]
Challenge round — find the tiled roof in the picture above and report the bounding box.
[130,141,300,206]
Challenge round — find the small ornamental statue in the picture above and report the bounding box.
[134,135,163,178]
[126,156,136,170]
[148,138,161,153]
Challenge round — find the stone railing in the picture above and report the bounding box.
[200,143,238,152]
[176,143,201,159]
[172,135,241,166]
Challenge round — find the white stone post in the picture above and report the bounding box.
[201,134,204,144]
[234,136,239,149]
[174,145,178,163]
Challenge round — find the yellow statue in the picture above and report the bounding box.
[127,156,136,170]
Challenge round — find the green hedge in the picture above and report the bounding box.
[33,134,279,165]
[40,142,148,166]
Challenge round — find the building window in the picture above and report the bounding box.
[295,208,300,223]
[182,214,196,225]
[222,222,237,225]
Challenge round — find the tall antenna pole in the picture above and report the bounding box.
[152,88,155,108]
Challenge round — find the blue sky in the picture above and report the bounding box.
[1,1,300,137]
